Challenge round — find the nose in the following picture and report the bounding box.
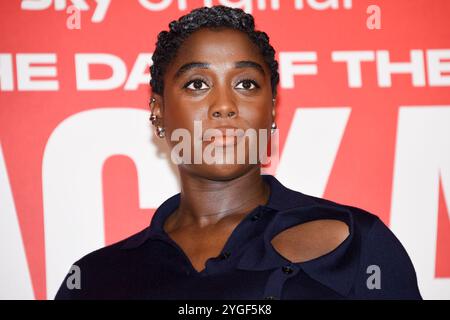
[209,93,238,120]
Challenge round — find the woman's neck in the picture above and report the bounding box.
[166,166,270,231]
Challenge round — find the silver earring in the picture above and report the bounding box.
[149,97,164,138]
[156,126,165,138]
[271,121,277,134]
[149,97,157,124]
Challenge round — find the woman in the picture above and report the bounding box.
[55,5,421,300]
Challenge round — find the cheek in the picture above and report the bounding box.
[240,103,272,129]
[164,108,206,148]
[164,98,197,128]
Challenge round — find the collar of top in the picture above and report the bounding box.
[121,174,359,297]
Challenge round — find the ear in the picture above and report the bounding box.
[271,99,276,121]
[151,93,164,122]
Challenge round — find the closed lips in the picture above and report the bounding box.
[202,127,245,141]
[202,128,246,147]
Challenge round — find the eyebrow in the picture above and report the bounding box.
[173,60,266,79]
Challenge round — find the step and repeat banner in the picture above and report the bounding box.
[1,0,449,300]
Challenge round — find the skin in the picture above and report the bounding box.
[151,28,349,273]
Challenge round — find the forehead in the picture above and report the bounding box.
[168,28,267,71]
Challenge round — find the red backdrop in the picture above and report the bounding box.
[0,0,449,299]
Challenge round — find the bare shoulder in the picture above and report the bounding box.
[270,219,350,263]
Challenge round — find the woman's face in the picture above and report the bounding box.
[154,28,275,180]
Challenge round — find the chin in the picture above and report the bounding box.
[181,162,257,181]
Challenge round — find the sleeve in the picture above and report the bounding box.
[355,216,422,299]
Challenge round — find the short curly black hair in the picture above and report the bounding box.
[150,5,279,98]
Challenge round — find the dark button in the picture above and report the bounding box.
[264,295,277,300]
[282,265,294,274]
[251,214,260,221]
[219,252,231,260]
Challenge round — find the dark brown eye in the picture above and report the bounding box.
[184,79,209,91]
[236,79,259,90]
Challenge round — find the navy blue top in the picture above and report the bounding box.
[55,174,422,300]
